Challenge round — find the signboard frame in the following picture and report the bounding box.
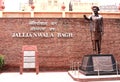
[20,45,39,74]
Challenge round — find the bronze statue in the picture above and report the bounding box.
[83,6,104,54]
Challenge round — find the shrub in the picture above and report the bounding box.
[0,54,4,69]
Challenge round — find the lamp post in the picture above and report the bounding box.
[30,2,35,17]
[61,2,66,17]
[61,2,66,11]
[31,3,35,11]
[1,1,5,11]
[118,3,120,11]
[0,1,5,17]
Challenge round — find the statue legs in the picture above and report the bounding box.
[92,40,101,54]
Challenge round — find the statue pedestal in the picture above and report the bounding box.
[79,54,119,76]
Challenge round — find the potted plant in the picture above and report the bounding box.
[0,54,4,70]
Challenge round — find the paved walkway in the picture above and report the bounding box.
[0,72,120,82]
[68,71,120,82]
[0,72,76,82]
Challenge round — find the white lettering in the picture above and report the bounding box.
[49,28,55,32]
[12,32,55,38]
[51,22,57,26]
[29,21,48,26]
[30,27,46,31]
[57,33,73,38]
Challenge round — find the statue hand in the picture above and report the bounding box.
[83,15,90,20]
[83,15,86,18]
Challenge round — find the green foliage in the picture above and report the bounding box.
[0,55,4,69]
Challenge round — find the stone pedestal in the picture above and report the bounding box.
[79,54,119,76]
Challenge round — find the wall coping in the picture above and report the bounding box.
[0,11,119,18]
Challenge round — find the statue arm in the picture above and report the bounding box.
[101,17,104,35]
[83,15,92,21]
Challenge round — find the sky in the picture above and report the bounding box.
[4,0,120,11]
[4,0,28,11]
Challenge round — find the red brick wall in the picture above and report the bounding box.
[0,18,120,71]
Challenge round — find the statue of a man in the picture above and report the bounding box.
[83,6,104,54]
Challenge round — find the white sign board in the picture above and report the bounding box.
[24,57,35,62]
[23,51,36,68]
[24,63,35,68]
[24,51,35,56]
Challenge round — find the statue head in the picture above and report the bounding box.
[91,6,100,11]
[91,6,100,15]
